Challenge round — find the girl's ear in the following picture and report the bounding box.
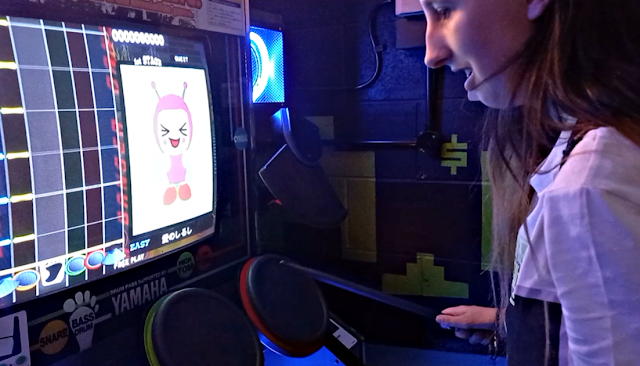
[527,0,552,20]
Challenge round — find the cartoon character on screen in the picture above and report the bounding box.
[152,81,194,205]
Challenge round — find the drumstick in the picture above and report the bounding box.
[282,261,441,319]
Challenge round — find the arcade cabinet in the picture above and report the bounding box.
[0,2,376,365]
[0,2,257,365]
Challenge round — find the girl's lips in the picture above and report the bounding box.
[464,71,476,91]
[170,138,180,148]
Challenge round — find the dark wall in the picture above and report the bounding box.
[252,0,495,354]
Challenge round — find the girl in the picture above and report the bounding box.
[423,0,640,365]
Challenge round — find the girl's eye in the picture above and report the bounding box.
[436,7,451,20]
[179,123,187,137]
[161,125,169,137]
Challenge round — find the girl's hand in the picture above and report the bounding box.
[451,328,494,345]
[435,306,497,345]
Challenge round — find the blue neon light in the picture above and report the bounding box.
[250,26,284,104]
[0,197,8,205]
[0,238,11,246]
[0,153,4,160]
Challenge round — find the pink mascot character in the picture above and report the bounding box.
[152,82,193,205]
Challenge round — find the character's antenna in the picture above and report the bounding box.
[182,82,188,99]
[151,81,161,99]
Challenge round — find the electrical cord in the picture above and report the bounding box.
[356,0,393,89]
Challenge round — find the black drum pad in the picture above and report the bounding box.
[144,288,263,366]
[239,255,329,357]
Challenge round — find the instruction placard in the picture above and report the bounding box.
[75,0,248,36]
[207,0,246,35]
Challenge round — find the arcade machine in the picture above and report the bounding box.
[0,1,258,365]
[0,2,438,365]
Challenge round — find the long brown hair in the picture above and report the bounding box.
[486,0,640,327]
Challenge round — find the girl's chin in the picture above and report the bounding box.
[467,89,481,102]
[470,88,514,109]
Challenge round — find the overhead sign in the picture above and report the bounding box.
[97,0,247,36]
[33,0,249,36]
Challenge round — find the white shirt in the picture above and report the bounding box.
[512,126,640,366]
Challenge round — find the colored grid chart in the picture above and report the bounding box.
[0,17,124,307]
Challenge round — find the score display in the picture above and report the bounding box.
[0,16,217,308]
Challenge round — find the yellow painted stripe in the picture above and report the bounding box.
[6,152,29,160]
[0,19,9,27]
[12,234,35,244]
[0,61,17,70]
[1,107,24,114]
[10,193,33,203]
[0,238,124,277]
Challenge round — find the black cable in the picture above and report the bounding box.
[356,0,393,89]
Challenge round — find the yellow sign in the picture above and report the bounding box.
[441,134,468,175]
[39,320,69,355]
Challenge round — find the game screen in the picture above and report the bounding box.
[250,26,284,104]
[0,16,217,308]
